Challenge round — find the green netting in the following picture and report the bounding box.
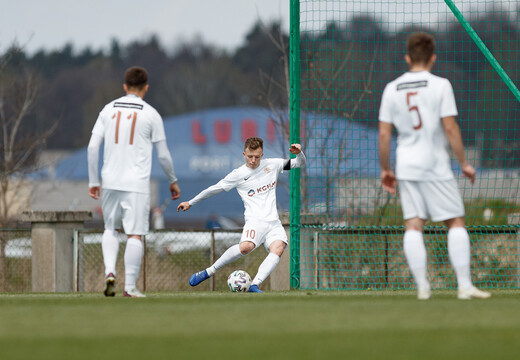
[290,0,520,290]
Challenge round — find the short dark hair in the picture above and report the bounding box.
[244,137,263,151]
[406,32,436,65]
[125,66,148,89]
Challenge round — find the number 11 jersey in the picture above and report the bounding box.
[92,94,166,193]
[379,71,458,181]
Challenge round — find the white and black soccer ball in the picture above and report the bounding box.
[227,270,252,292]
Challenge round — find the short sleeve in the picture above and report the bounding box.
[440,80,458,118]
[150,109,167,143]
[378,84,393,124]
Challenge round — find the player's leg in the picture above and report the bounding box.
[427,180,490,299]
[403,217,430,299]
[102,230,119,297]
[189,221,261,287]
[122,235,146,297]
[445,217,490,299]
[249,221,288,293]
[121,192,149,298]
[101,190,122,297]
[399,181,431,299]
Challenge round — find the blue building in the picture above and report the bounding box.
[47,106,389,225]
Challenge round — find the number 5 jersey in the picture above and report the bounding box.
[379,71,458,181]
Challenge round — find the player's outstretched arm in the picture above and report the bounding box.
[177,183,226,213]
[289,144,302,154]
[177,201,191,212]
[285,144,306,170]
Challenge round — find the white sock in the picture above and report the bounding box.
[448,227,473,290]
[124,238,143,290]
[207,244,243,276]
[403,230,430,290]
[252,253,280,286]
[102,229,120,276]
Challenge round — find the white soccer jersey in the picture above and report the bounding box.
[379,71,458,180]
[92,94,166,193]
[218,158,286,222]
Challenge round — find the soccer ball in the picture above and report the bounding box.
[227,270,252,292]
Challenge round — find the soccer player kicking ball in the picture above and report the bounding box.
[177,137,306,293]
[88,67,181,298]
[378,32,490,300]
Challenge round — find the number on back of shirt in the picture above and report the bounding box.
[113,110,138,144]
[406,92,422,130]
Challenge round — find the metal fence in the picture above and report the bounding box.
[74,229,271,293]
[0,229,32,292]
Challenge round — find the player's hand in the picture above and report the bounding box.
[89,186,100,200]
[170,182,181,200]
[177,201,191,212]
[289,144,302,154]
[461,163,476,184]
[381,170,397,194]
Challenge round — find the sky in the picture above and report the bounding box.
[0,0,290,55]
[1,0,516,55]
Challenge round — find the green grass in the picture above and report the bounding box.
[1,290,519,360]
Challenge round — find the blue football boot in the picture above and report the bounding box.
[248,284,263,293]
[189,270,210,286]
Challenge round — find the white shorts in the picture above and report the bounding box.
[399,179,465,222]
[240,219,288,252]
[102,189,150,235]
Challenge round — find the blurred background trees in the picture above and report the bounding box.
[1,15,519,167]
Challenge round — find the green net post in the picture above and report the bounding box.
[289,0,301,289]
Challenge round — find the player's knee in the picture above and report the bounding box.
[445,217,465,229]
[239,241,255,255]
[270,242,286,257]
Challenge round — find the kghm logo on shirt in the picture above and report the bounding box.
[247,189,255,197]
[256,181,276,194]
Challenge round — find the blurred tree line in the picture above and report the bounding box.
[3,21,288,150]
[2,13,520,168]
[299,11,520,169]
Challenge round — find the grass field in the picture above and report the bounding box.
[1,290,519,360]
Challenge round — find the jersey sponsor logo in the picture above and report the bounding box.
[256,181,276,194]
[396,80,428,91]
[247,181,276,197]
[114,102,144,110]
[264,166,272,174]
